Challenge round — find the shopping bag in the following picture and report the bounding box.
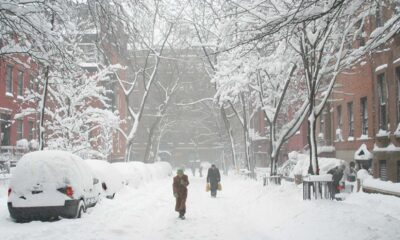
[218,183,222,191]
[206,183,210,192]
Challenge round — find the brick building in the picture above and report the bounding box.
[0,56,39,154]
[288,2,400,182]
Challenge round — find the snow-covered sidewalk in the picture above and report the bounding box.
[1,175,400,240]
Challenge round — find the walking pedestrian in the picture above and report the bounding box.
[207,164,221,197]
[173,169,189,219]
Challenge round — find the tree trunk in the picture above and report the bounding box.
[240,93,252,174]
[220,106,237,170]
[143,119,160,163]
[39,66,50,150]
[307,108,319,175]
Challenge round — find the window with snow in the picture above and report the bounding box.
[336,105,343,141]
[28,121,34,141]
[361,97,368,135]
[29,74,37,93]
[377,73,387,130]
[17,70,24,97]
[6,65,13,94]
[0,114,11,146]
[319,115,324,138]
[16,120,23,140]
[348,102,354,137]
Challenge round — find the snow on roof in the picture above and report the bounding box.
[354,144,373,161]
[375,64,388,72]
[373,144,400,152]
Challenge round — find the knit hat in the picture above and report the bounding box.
[177,169,184,175]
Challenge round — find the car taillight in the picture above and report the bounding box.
[66,186,74,197]
[58,186,74,198]
[8,188,11,197]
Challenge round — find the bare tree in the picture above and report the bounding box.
[86,0,179,161]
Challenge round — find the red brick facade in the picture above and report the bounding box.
[0,56,39,149]
[287,4,400,182]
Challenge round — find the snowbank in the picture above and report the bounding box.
[290,153,344,178]
[363,178,400,195]
[111,161,172,188]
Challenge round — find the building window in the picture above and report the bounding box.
[0,114,11,146]
[379,160,387,181]
[336,105,343,141]
[361,97,368,135]
[337,105,342,129]
[29,75,35,93]
[319,116,324,135]
[348,102,354,137]
[378,73,388,130]
[28,121,34,140]
[17,120,23,140]
[6,65,13,94]
[17,70,24,97]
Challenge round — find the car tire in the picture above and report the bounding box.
[75,200,85,219]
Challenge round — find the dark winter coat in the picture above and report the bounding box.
[173,174,189,212]
[207,167,221,191]
[328,167,344,185]
[328,166,344,193]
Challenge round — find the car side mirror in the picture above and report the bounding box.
[93,178,99,185]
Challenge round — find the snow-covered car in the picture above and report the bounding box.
[7,150,100,222]
[85,159,124,199]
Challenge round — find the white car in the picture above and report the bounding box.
[7,150,100,222]
[85,159,124,199]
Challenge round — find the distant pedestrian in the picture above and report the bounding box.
[207,164,221,197]
[199,165,203,177]
[173,169,189,219]
[190,163,196,177]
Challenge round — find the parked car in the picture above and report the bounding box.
[7,150,100,222]
[85,159,124,199]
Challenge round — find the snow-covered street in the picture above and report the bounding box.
[1,175,400,240]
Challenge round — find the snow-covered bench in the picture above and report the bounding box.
[303,174,334,200]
